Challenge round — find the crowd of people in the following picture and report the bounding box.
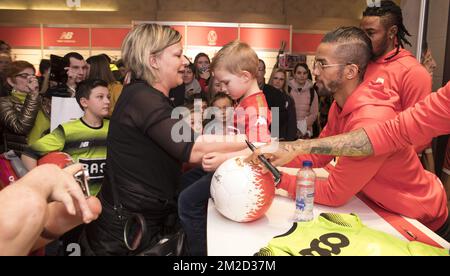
[0,0,450,255]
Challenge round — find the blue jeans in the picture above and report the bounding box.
[178,168,212,256]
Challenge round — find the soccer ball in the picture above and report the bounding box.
[210,156,276,222]
[38,152,73,168]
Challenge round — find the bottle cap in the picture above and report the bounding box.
[302,160,313,168]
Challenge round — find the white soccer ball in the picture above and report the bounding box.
[210,156,276,222]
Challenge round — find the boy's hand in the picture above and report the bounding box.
[202,152,228,172]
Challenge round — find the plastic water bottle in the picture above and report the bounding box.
[294,160,315,222]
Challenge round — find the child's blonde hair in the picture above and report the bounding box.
[210,40,258,77]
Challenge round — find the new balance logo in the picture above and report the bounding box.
[59,32,74,40]
[79,141,90,148]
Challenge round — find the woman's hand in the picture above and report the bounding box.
[26,75,39,96]
[199,65,211,80]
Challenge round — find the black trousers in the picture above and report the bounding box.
[80,194,171,256]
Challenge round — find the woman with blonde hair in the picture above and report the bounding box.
[81,23,246,255]
[268,68,297,141]
[269,68,289,94]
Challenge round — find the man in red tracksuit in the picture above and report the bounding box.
[364,83,450,157]
[249,83,450,162]
[361,0,432,155]
[247,83,450,243]
[364,83,450,206]
[275,27,448,236]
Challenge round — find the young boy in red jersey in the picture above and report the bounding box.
[179,41,272,256]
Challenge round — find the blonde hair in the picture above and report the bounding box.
[121,23,182,85]
[268,68,289,94]
[210,40,258,77]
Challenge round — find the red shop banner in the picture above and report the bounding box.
[187,26,238,47]
[239,27,290,50]
[171,25,186,46]
[91,28,131,48]
[292,33,324,54]
[0,27,41,47]
[43,27,90,48]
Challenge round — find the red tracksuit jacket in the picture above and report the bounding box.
[278,82,448,231]
[365,82,450,156]
[364,48,432,152]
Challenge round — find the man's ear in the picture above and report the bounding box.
[388,25,398,40]
[346,64,360,80]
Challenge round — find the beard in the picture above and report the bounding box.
[316,69,344,97]
[373,35,390,59]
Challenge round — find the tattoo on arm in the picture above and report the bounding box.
[310,147,334,155]
[281,129,374,157]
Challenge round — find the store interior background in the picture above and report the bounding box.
[1,0,448,87]
[1,0,449,172]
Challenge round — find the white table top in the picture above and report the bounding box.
[207,168,450,256]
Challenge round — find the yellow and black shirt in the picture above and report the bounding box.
[24,118,109,195]
[256,213,449,256]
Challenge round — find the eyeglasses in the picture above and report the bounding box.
[313,59,350,72]
[15,73,36,79]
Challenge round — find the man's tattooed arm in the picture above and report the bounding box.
[280,129,374,157]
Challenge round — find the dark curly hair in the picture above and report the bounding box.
[363,0,411,60]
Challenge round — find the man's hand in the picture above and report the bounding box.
[44,164,96,224]
[245,142,304,171]
[64,66,77,82]
[202,152,228,172]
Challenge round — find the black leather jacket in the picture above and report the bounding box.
[0,92,40,154]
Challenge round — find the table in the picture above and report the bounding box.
[207,168,450,256]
